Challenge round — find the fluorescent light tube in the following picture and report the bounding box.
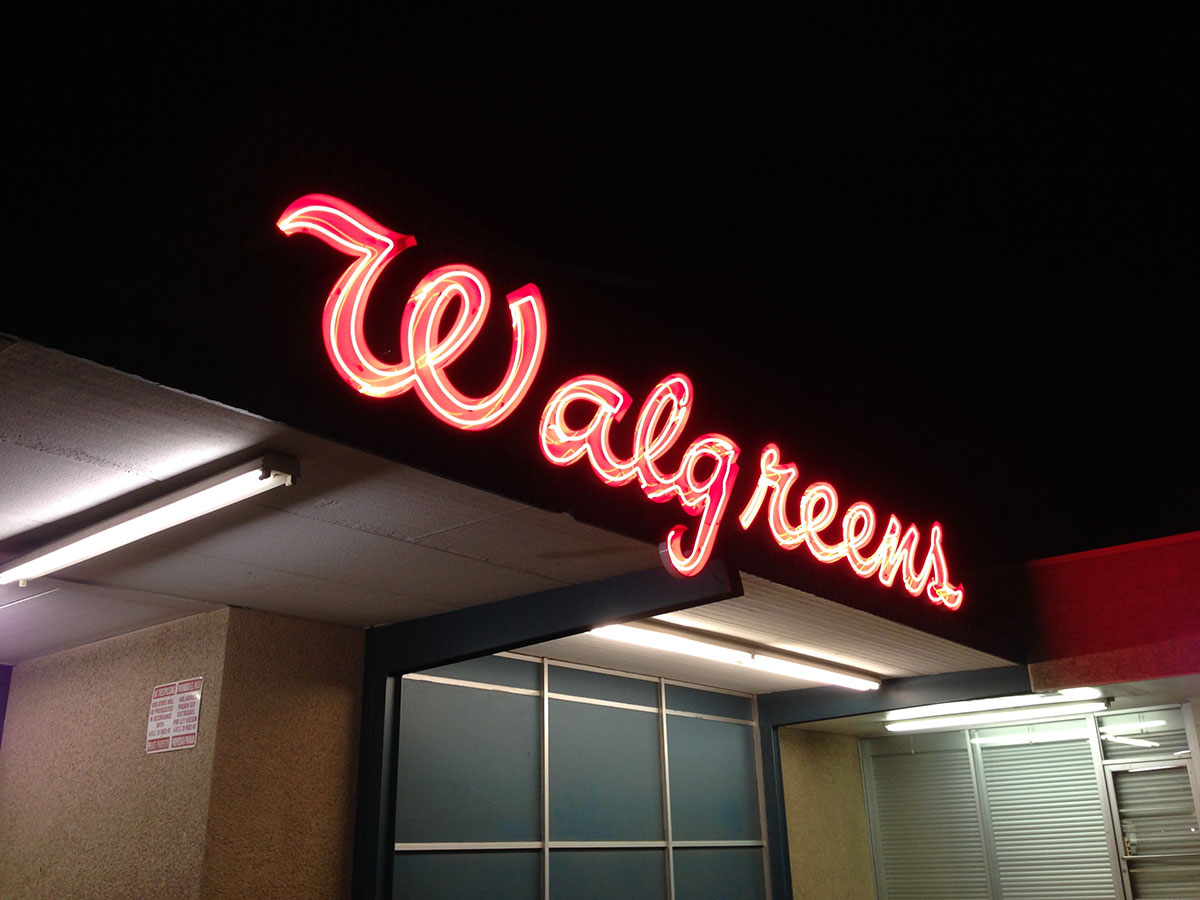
[971,728,1091,746]
[744,655,879,691]
[884,701,1109,733]
[0,455,298,585]
[589,623,880,690]
[885,687,1103,722]
[1103,735,1160,748]
[589,625,749,666]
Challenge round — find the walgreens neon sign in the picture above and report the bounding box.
[279,194,963,609]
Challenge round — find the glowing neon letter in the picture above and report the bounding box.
[842,502,879,577]
[739,444,962,609]
[277,194,547,430]
[540,374,739,576]
[538,376,638,483]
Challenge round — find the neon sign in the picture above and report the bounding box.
[277,195,546,429]
[738,445,962,608]
[279,194,963,608]
[539,374,739,576]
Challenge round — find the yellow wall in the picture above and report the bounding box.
[0,607,363,900]
[779,727,876,900]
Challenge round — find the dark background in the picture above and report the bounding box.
[6,7,1196,632]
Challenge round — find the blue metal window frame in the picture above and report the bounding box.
[352,561,743,900]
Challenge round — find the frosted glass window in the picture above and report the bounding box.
[668,716,760,841]
[549,849,666,900]
[392,655,765,900]
[420,655,541,690]
[395,680,540,842]
[549,664,658,707]
[665,683,752,721]
[394,850,539,900]
[674,847,766,900]
[549,698,663,840]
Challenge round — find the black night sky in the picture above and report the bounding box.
[7,7,1197,617]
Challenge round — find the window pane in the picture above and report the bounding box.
[665,684,752,721]
[549,699,663,840]
[395,680,540,841]
[418,655,541,691]
[394,850,539,900]
[549,849,666,900]
[673,847,765,900]
[667,716,760,841]
[549,664,658,707]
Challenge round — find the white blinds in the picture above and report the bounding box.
[862,722,1128,899]
[864,734,991,899]
[1110,764,1200,898]
[977,738,1118,898]
[861,708,1200,899]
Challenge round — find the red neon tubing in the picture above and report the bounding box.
[278,194,547,430]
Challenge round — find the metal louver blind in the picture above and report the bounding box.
[1103,727,1191,762]
[1112,765,1200,899]
[979,740,1118,899]
[868,747,991,899]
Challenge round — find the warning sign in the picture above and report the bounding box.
[145,677,203,753]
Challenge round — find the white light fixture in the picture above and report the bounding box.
[971,720,1168,747]
[971,728,1092,746]
[884,700,1109,733]
[589,622,881,691]
[590,625,746,665]
[1103,735,1160,748]
[0,454,298,586]
[885,687,1104,722]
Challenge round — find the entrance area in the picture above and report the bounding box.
[782,693,1200,899]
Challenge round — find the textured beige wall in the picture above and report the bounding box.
[199,608,363,900]
[779,727,876,900]
[0,607,364,900]
[0,608,232,900]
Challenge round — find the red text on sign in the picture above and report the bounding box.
[277,194,547,430]
[279,194,963,607]
[737,444,962,608]
[538,374,739,576]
